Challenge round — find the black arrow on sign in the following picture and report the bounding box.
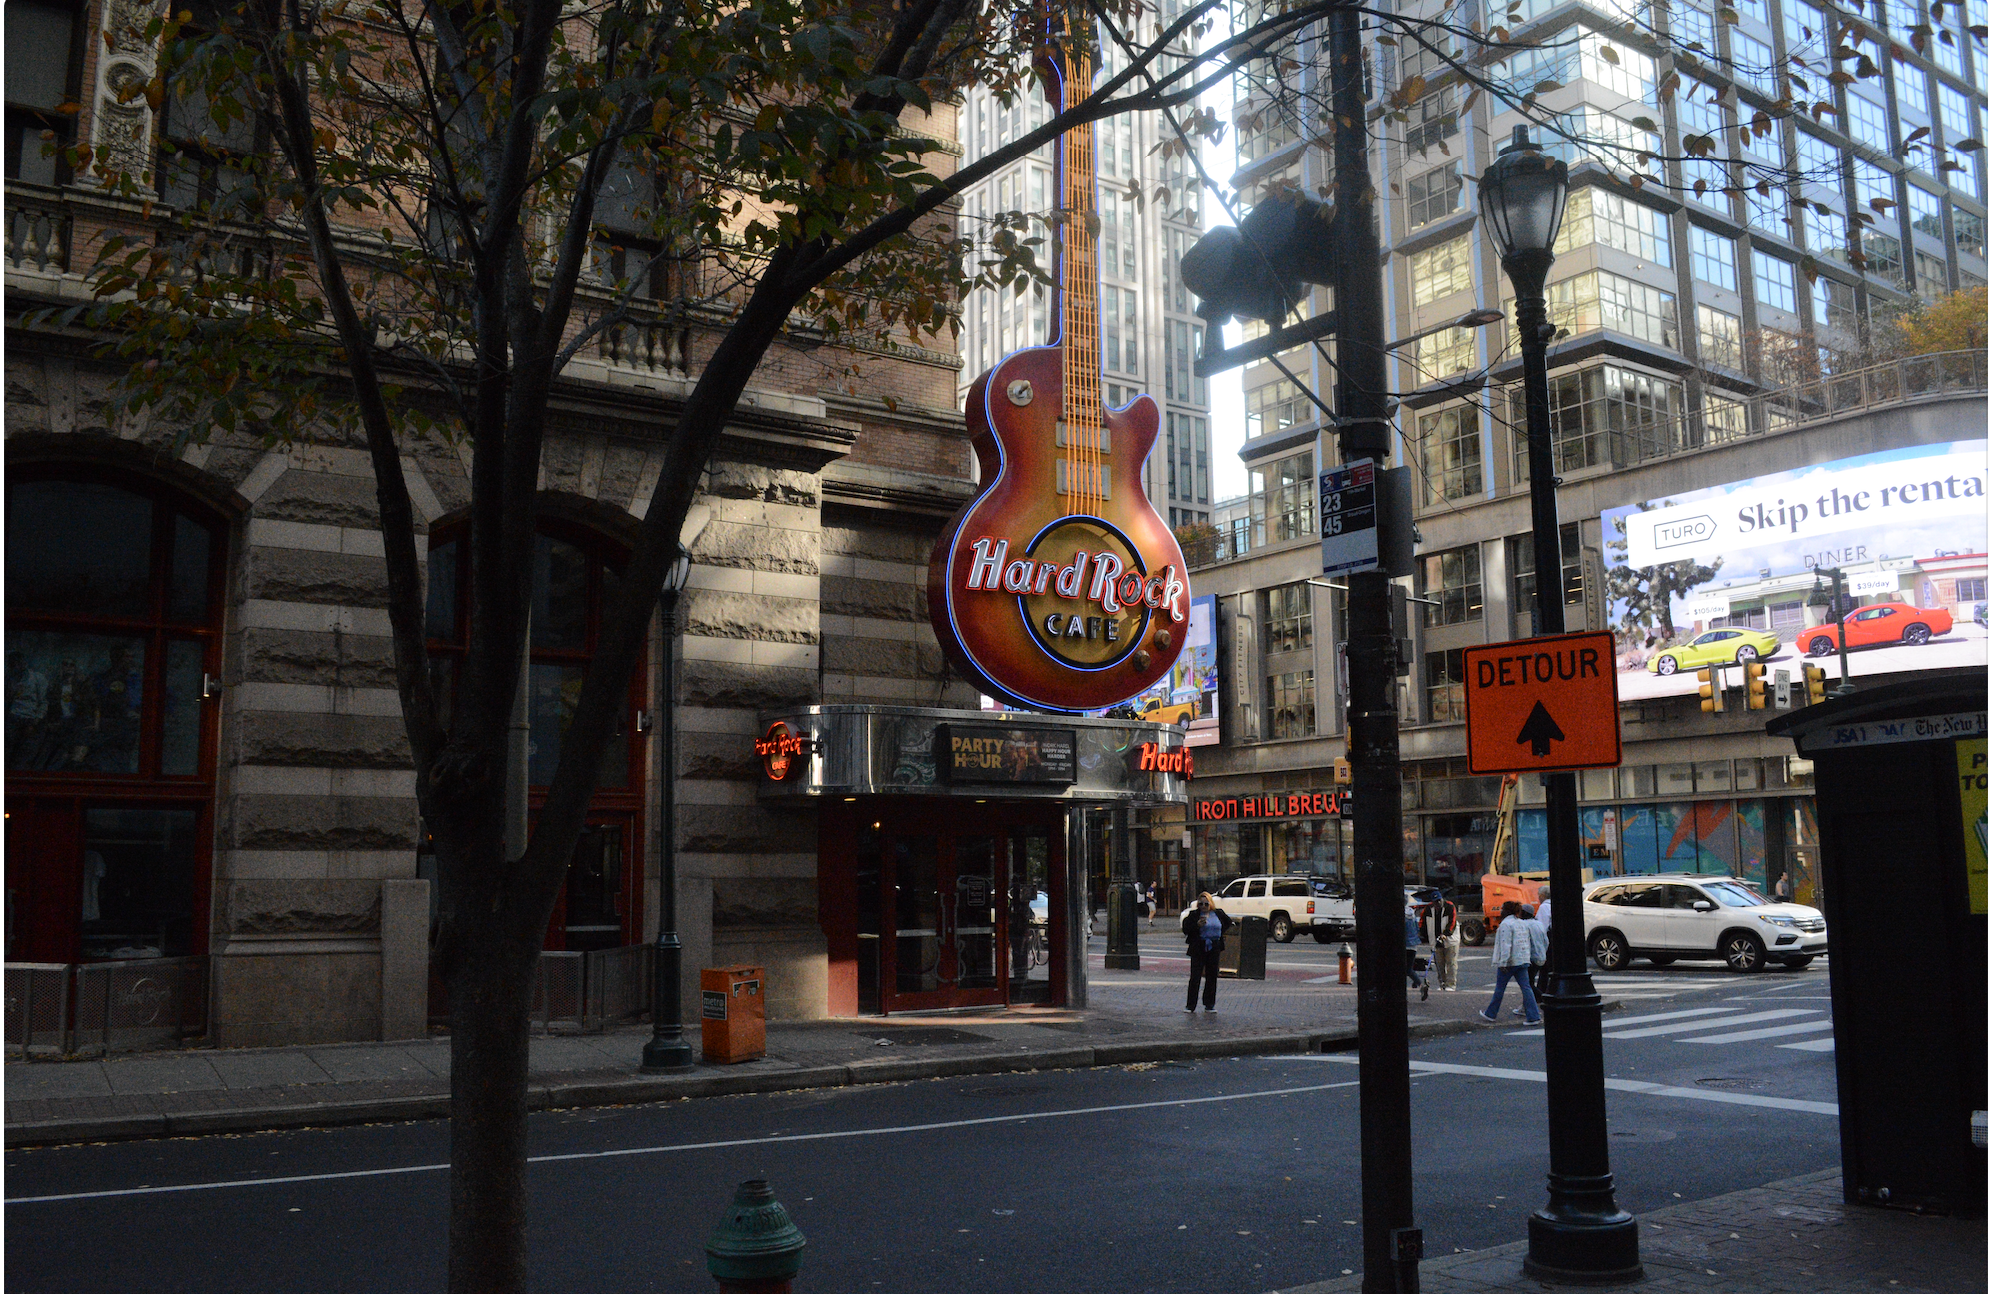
[1516,701,1566,757]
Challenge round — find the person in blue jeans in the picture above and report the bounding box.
[1404,904,1429,1001]
[1181,893,1233,1013]
[1479,900,1541,1024]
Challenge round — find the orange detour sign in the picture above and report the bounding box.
[1462,631,1623,775]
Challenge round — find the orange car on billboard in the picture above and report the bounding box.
[1796,601,1954,655]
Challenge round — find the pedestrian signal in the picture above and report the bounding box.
[1744,661,1766,710]
[1333,757,1352,785]
[1802,662,1827,705]
[1697,666,1723,713]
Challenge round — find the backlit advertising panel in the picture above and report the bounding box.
[984,593,1223,746]
[1600,440,1987,702]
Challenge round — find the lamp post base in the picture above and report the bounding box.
[641,1035,696,1072]
[641,933,695,1071]
[1525,1210,1642,1285]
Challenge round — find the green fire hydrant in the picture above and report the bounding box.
[706,1178,807,1293]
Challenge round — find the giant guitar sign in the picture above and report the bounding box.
[928,27,1190,713]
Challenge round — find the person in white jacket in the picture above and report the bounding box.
[1479,900,1541,1025]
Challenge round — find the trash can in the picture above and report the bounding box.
[700,965,766,1064]
[1766,670,1987,1216]
[1219,915,1269,980]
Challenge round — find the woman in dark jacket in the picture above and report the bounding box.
[1181,893,1234,1013]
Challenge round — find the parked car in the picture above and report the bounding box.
[1797,601,1954,655]
[1212,874,1350,943]
[1581,874,1827,972]
[1645,627,1781,675]
[1137,690,1199,727]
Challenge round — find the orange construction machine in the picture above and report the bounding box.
[1460,773,1549,945]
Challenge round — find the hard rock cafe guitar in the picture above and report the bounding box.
[928,37,1190,713]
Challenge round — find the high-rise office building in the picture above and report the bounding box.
[956,5,1215,529]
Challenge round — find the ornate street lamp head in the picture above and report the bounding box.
[1477,126,1570,269]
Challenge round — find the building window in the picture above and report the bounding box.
[1956,576,1987,601]
[1909,184,1945,240]
[1854,158,1897,215]
[1513,365,1683,478]
[1250,451,1316,545]
[1863,231,1904,285]
[1407,163,1464,229]
[1704,392,1749,442]
[1409,234,1473,306]
[1805,205,1850,261]
[1403,87,1458,157]
[1812,275,1860,330]
[1689,227,1739,290]
[1509,522,1584,615]
[1795,130,1841,197]
[1244,377,1309,441]
[1265,583,1314,654]
[1727,30,1775,94]
[1412,327,1478,382]
[1555,187,1673,265]
[4,0,81,185]
[1915,249,1949,294]
[1754,254,1798,313]
[1421,545,1482,626]
[1533,270,1680,350]
[1846,93,1891,151]
[1269,669,1317,739]
[157,4,268,213]
[1420,404,1483,502]
[1896,63,1930,116]
[1697,303,1743,368]
[1424,649,1468,723]
[1956,209,1985,259]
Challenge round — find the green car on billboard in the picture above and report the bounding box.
[1645,627,1782,675]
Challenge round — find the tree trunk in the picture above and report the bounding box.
[446,930,540,1294]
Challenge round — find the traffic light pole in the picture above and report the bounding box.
[1510,269,1640,1283]
[1327,7,1419,1291]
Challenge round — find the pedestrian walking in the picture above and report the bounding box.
[1143,882,1158,928]
[1535,885,1553,938]
[1404,902,1430,1001]
[1181,892,1232,1014]
[1520,902,1548,1005]
[1479,900,1541,1025]
[1419,890,1460,990]
[1774,872,1792,902]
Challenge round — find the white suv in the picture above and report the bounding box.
[1581,874,1828,972]
[1212,875,1352,944]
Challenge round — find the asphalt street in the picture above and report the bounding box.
[4,964,1838,1294]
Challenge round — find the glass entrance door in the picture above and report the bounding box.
[879,831,1006,1012]
[546,819,633,952]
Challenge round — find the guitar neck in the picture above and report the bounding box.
[1055,42,1104,513]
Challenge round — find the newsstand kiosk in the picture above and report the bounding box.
[1765,668,1987,1217]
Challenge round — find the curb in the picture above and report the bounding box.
[2,1013,1511,1149]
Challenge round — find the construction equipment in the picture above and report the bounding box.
[1459,773,1551,945]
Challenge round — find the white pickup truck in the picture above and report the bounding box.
[1211,874,1355,944]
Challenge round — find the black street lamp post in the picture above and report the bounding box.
[1480,126,1641,1283]
[642,549,696,1072]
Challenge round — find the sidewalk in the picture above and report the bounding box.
[10,953,1513,1147]
[1278,1169,1985,1294]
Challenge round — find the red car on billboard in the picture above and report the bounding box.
[1797,601,1955,655]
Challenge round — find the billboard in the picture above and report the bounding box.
[983,592,1223,746]
[1600,440,1987,702]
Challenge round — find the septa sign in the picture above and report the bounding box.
[1461,631,1622,775]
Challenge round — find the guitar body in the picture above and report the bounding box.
[929,345,1190,712]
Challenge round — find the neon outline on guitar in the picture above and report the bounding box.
[928,20,1191,713]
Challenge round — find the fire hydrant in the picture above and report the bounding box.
[1337,942,1353,985]
[707,1178,806,1293]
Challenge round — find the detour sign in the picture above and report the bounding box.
[1462,630,1622,775]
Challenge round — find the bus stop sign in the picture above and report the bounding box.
[1462,630,1622,775]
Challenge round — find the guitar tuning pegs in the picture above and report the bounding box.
[1006,380,1034,406]
[1154,630,1172,650]
[1133,651,1152,671]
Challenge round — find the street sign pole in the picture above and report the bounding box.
[1514,292,1638,1281]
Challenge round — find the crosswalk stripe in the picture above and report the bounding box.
[1507,1006,1738,1037]
[1682,1020,1836,1044]
[1605,1008,1819,1039]
[1779,1038,1835,1052]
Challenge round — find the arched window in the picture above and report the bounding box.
[5,470,225,962]
[422,520,646,951]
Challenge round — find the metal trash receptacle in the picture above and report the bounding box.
[1219,916,1269,980]
[700,965,766,1064]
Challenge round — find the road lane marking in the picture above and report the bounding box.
[4,1078,1367,1207]
[1604,1008,1818,1038]
[1301,1056,1837,1115]
[1680,1020,1835,1044]
[1779,1038,1835,1052]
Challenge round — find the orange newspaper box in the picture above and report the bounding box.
[700,965,766,1064]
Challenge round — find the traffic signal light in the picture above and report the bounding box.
[1803,662,1827,704]
[1745,661,1767,710]
[1698,666,1723,713]
[1333,757,1352,785]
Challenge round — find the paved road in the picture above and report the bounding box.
[4,971,1838,1294]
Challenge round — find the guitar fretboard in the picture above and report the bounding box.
[1057,44,1106,517]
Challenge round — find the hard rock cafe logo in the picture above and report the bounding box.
[756,721,817,781]
[1137,742,1193,778]
[963,521,1186,672]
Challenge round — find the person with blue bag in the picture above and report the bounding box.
[1181,892,1232,1014]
